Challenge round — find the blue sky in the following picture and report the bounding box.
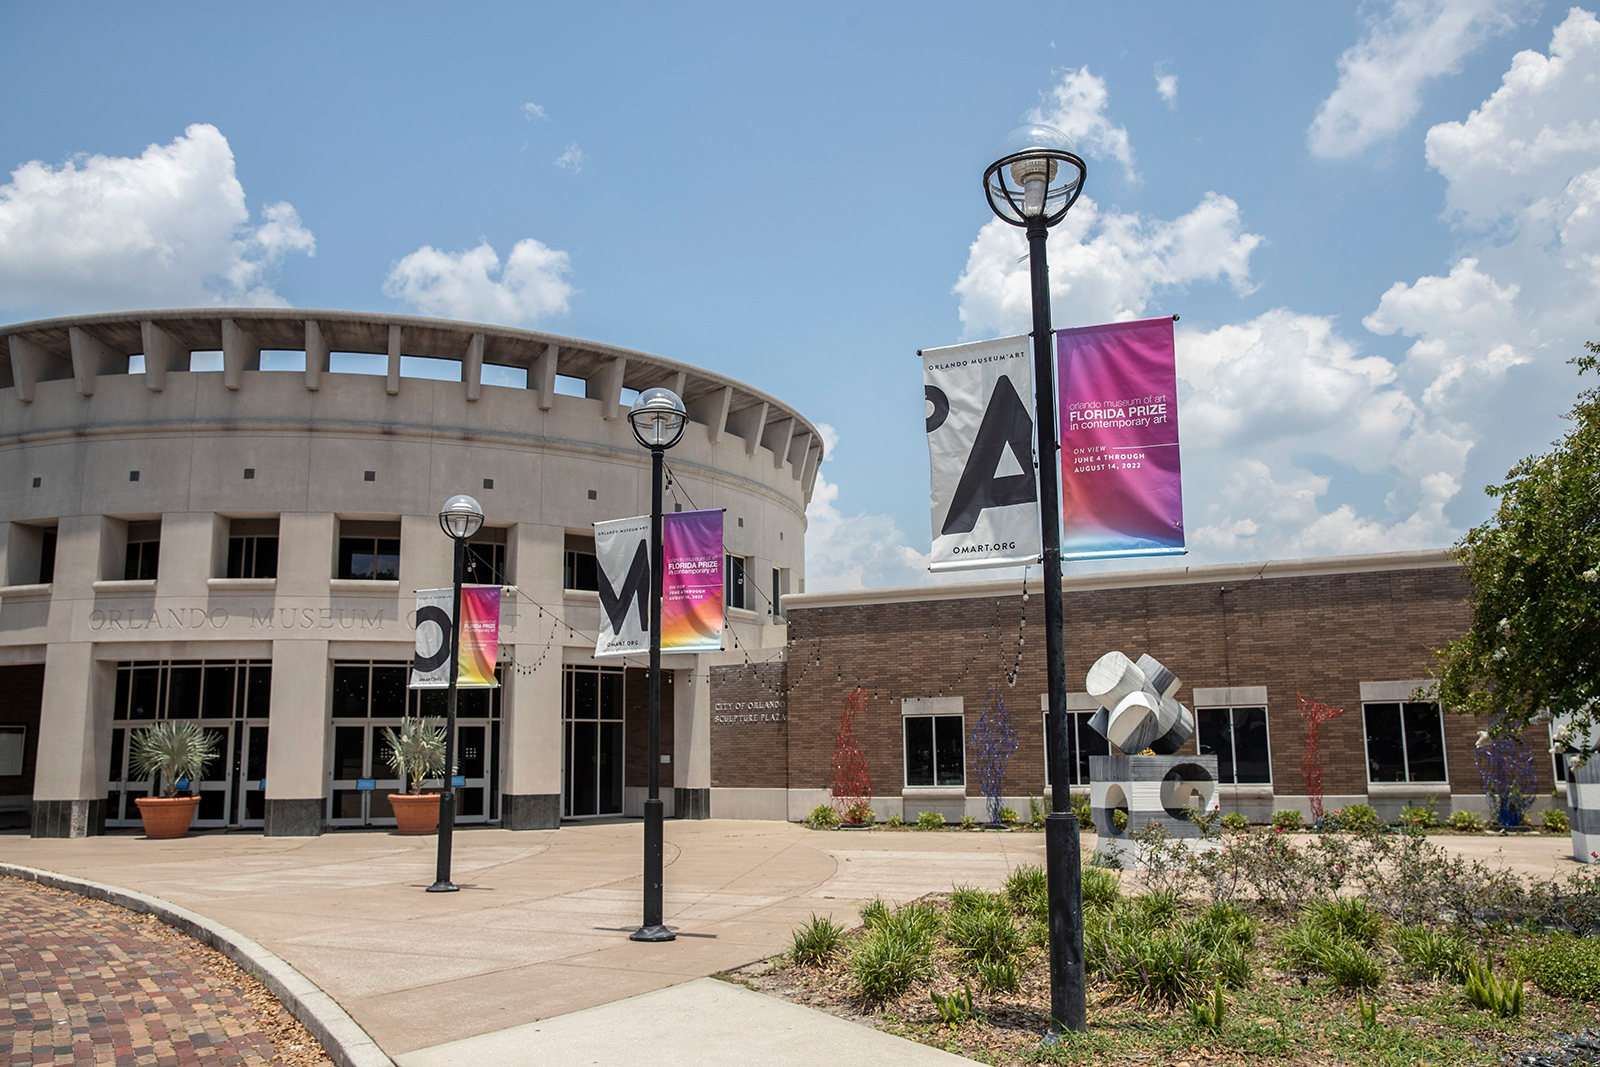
[4,2,1599,588]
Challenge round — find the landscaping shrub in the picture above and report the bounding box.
[1189,977,1227,1032]
[930,985,974,1025]
[1132,889,1182,930]
[998,806,1020,826]
[949,907,1020,972]
[1305,896,1383,945]
[1029,795,1048,828]
[977,954,1021,994]
[1447,809,1487,833]
[1512,936,1600,1001]
[1221,812,1250,832]
[1097,925,1209,1006]
[1189,901,1258,950]
[1271,809,1305,831]
[851,928,932,1002]
[1003,864,1046,908]
[859,898,888,930]
[1281,915,1386,988]
[950,885,1004,919]
[1392,924,1468,981]
[1463,953,1524,1017]
[1070,792,1093,828]
[1081,866,1122,910]
[960,814,978,830]
[917,810,946,831]
[886,813,905,828]
[790,914,845,966]
[807,804,841,830]
[1208,938,1254,989]
[1396,799,1442,831]
[1111,808,1129,831]
[1542,808,1571,834]
[1335,804,1383,832]
[843,801,875,826]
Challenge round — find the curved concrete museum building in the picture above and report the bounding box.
[1,309,821,837]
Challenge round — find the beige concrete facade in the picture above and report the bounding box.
[0,309,819,837]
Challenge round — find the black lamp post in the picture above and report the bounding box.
[429,492,485,894]
[982,123,1088,1032]
[626,386,687,942]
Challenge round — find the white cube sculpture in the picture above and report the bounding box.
[1082,650,1217,852]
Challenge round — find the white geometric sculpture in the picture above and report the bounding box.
[1084,650,1217,851]
[1085,651,1196,755]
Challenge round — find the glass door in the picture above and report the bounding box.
[562,666,624,817]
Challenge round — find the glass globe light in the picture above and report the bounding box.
[983,123,1087,228]
[628,387,688,450]
[439,494,485,540]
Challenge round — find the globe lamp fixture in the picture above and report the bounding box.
[439,494,485,541]
[629,388,688,451]
[983,123,1086,228]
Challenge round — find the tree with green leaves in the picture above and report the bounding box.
[1435,342,1600,769]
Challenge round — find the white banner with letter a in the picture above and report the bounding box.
[922,334,1041,571]
[594,514,651,658]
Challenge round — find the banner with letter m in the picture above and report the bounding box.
[594,514,651,657]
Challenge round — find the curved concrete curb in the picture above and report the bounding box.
[1,862,395,1067]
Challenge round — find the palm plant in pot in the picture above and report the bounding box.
[382,716,448,835]
[129,722,220,839]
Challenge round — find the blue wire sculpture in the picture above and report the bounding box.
[970,689,1018,826]
[1474,713,1539,829]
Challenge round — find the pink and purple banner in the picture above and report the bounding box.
[1056,316,1185,561]
[662,509,724,653]
[457,586,501,687]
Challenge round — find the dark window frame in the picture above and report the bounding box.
[1362,701,1449,784]
[1196,705,1273,785]
[337,537,400,581]
[903,713,966,788]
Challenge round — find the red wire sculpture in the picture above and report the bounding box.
[830,687,874,825]
[1297,691,1345,823]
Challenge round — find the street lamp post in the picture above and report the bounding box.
[626,387,687,942]
[983,124,1089,1032]
[429,493,485,894]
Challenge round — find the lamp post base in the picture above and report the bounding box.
[629,924,676,942]
[426,880,460,893]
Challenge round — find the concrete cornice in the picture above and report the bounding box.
[1,307,822,473]
[785,549,1459,609]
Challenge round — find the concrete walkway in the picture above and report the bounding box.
[0,820,1042,1061]
[0,821,1579,1065]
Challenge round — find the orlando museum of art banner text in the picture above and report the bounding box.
[1057,315,1185,560]
[410,586,501,689]
[593,509,725,658]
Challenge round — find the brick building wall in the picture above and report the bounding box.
[711,553,1560,819]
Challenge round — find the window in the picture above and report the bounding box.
[1363,702,1448,783]
[564,550,598,591]
[38,528,55,583]
[123,521,161,580]
[1042,711,1111,787]
[112,659,271,721]
[465,527,507,585]
[227,518,279,579]
[904,714,965,787]
[771,568,784,618]
[0,726,24,776]
[1196,707,1271,784]
[726,554,747,610]
[337,520,400,580]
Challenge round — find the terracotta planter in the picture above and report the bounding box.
[134,795,201,839]
[389,793,441,835]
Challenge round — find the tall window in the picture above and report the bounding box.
[227,518,279,579]
[465,528,507,585]
[563,550,597,590]
[1197,706,1272,784]
[771,567,783,618]
[1042,711,1111,787]
[1363,702,1448,783]
[124,521,161,580]
[38,527,56,583]
[726,554,747,610]
[337,520,400,580]
[904,713,965,787]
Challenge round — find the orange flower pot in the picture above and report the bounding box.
[389,793,441,835]
[134,796,201,839]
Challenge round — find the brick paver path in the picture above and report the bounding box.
[1,876,331,1066]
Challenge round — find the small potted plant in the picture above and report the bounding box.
[382,716,447,835]
[130,722,220,839]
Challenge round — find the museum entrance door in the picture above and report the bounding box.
[562,665,624,817]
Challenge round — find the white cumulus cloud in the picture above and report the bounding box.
[522,102,548,121]
[0,123,314,313]
[1308,0,1531,159]
[1155,69,1178,108]
[953,192,1261,338]
[1028,67,1138,182]
[383,238,574,325]
[555,144,586,172]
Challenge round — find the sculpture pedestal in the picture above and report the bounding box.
[1088,753,1219,864]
